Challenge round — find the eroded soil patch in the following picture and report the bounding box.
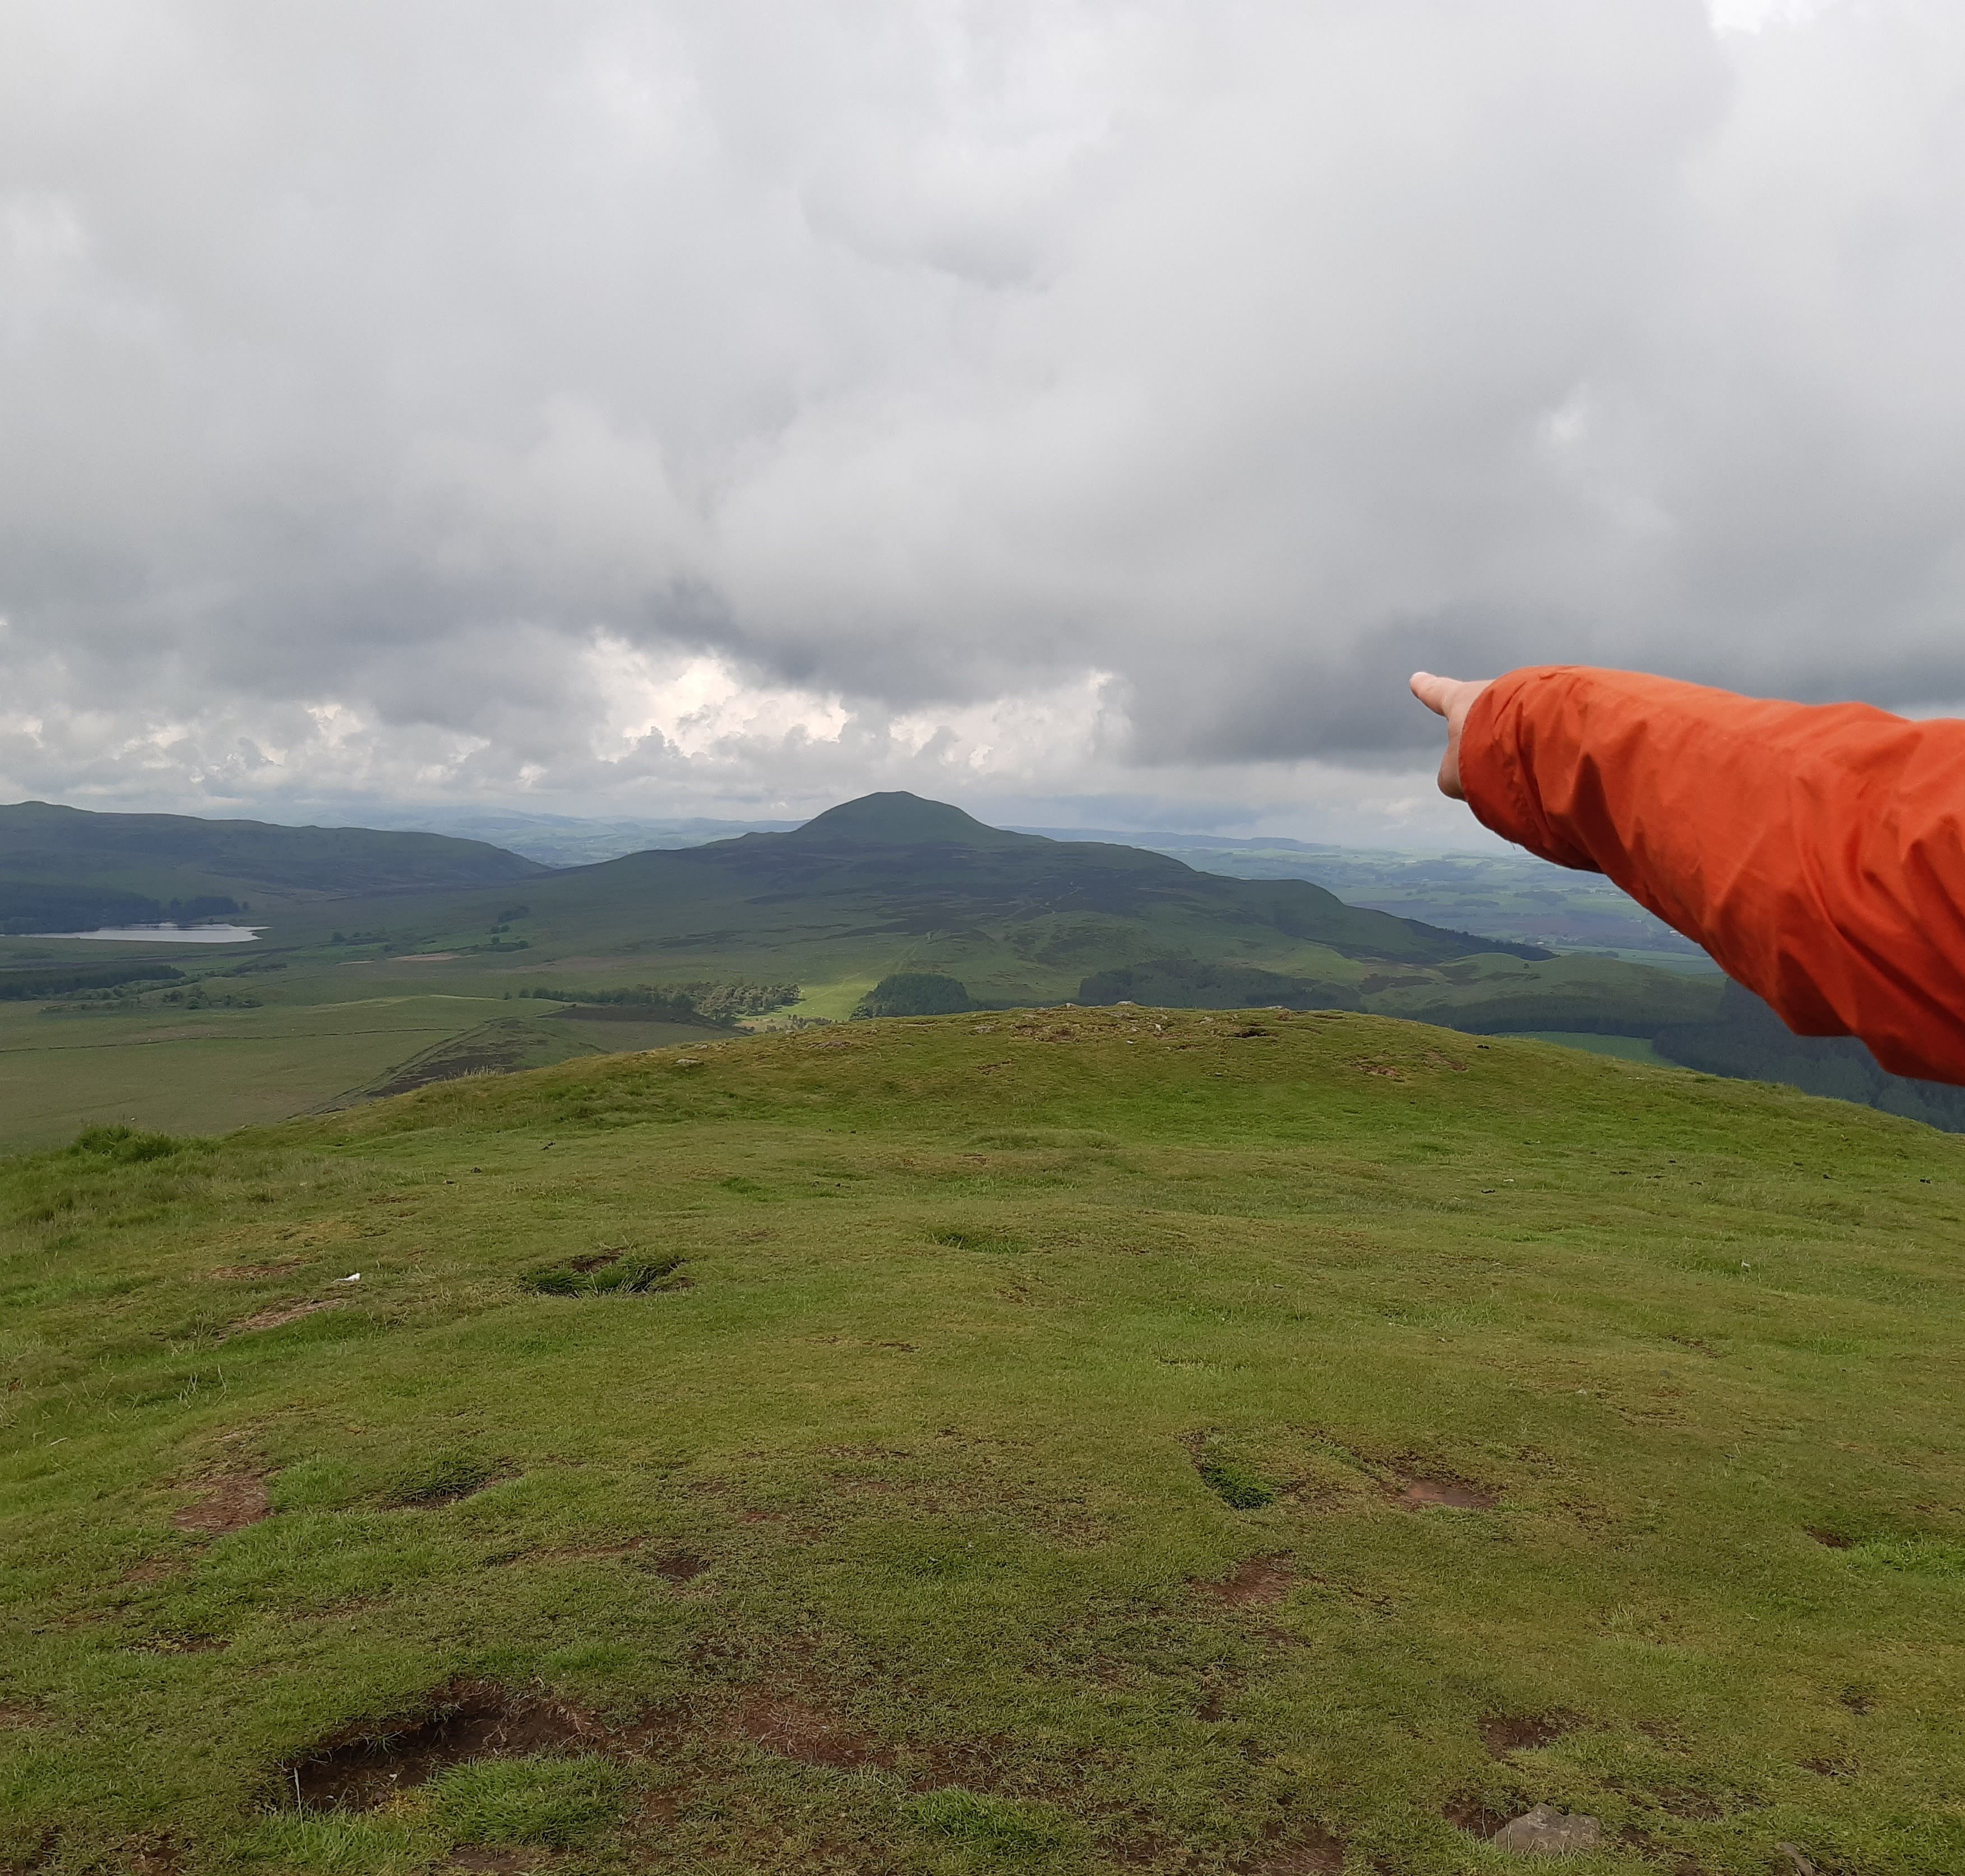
[1205,1555,1294,1607]
[1226,1825,1346,1875]
[283,1680,607,1809]
[123,1556,187,1584]
[652,1551,710,1583]
[1482,1713,1574,1757]
[229,1299,342,1336]
[172,1473,270,1535]
[1398,1477,1498,1510]
[725,1695,894,1769]
[1443,1796,1515,1838]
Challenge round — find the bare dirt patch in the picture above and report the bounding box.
[1482,1713,1574,1757]
[131,1630,227,1655]
[1806,1527,1853,1549]
[1205,1555,1294,1606]
[1398,1477,1499,1510]
[0,1703,47,1729]
[725,1694,894,1769]
[445,1852,549,1874]
[1494,1806,1601,1852]
[1443,1796,1515,1838]
[1226,1823,1346,1873]
[172,1473,271,1535]
[122,1557,185,1585]
[229,1299,343,1336]
[652,1551,710,1583]
[283,1680,609,1810]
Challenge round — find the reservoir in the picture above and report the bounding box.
[33,924,264,944]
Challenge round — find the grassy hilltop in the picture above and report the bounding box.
[4,1011,1964,1874]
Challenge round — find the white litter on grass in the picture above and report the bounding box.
[332,1273,361,1284]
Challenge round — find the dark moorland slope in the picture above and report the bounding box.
[3,1011,1964,1872]
[537,791,1553,969]
[0,800,545,932]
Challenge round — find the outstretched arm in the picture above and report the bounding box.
[1411,666,1965,1086]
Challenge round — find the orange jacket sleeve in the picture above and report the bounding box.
[1458,666,1965,1085]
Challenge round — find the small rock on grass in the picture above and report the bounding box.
[1491,1805,1601,1854]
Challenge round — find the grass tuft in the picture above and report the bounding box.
[908,1787,1077,1860]
[420,1754,628,1847]
[1850,1535,1965,1578]
[932,1228,1027,1255]
[380,1453,501,1507]
[1192,1445,1279,1510]
[519,1251,687,1296]
[240,1814,437,1874]
[67,1122,189,1163]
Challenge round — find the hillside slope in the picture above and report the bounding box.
[566,792,1549,971]
[335,792,1717,1032]
[4,1013,1963,1874]
[0,800,545,932]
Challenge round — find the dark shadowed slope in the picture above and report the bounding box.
[518,789,1553,973]
[0,799,546,931]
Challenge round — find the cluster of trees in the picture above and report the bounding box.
[512,981,798,1026]
[0,962,187,1001]
[854,972,977,1017]
[0,887,242,935]
[155,987,261,1009]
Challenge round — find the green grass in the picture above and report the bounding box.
[0,997,489,1150]
[4,1010,1965,1873]
[0,991,729,1152]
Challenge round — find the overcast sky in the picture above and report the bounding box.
[3,0,1961,841]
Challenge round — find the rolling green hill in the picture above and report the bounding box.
[0,801,546,934]
[4,1012,1964,1874]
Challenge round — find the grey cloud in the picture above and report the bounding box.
[3,0,1964,816]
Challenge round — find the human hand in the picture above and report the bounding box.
[1408,672,1492,801]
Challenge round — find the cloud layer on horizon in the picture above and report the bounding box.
[3,0,1963,834]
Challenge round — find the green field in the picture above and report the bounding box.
[0,991,729,1153]
[4,1011,1963,1873]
